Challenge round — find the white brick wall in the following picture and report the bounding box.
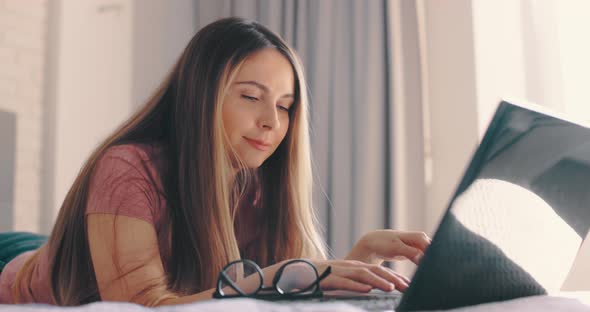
[0,0,48,232]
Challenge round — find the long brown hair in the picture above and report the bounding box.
[12,17,326,305]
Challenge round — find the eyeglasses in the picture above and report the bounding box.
[213,259,332,300]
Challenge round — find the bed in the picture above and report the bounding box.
[1,293,589,312]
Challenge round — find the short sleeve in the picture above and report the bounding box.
[85,145,161,226]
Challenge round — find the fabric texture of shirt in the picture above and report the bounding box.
[0,143,260,304]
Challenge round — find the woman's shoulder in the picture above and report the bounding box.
[101,142,166,164]
[92,141,169,192]
[87,142,169,225]
[95,142,168,178]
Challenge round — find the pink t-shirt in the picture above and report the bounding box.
[0,143,261,304]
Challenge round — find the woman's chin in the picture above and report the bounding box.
[246,160,265,168]
[240,156,266,169]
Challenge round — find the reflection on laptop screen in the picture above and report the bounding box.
[398,101,590,311]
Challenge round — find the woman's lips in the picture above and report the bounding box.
[244,137,271,151]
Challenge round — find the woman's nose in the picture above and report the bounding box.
[258,106,280,130]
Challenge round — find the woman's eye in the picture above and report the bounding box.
[277,105,290,112]
[241,95,259,102]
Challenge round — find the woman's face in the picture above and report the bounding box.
[222,48,295,168]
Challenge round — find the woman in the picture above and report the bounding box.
[0,17,430,306]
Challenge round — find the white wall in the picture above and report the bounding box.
[0,0,48,232]
[519,0,564,114]
[418,0,590,284]
[471,0,528,137]
[418,0,562,236]
[419,0,480,235]
[132,0,195,108]
[45,0,197,229]
[50,0,134,224]
[555,1,590,121]
[470,0,590,128]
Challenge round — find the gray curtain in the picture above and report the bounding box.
[194,0,404,258]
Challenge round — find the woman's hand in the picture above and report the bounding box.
[309,259,411,293]
[304,230,431,293]
[345,230,432,265]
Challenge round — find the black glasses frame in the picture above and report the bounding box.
[213,259,332,300]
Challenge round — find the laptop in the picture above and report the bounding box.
[308,100,590,311]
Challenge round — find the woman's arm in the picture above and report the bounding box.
[87,214,178,306]
[157,260,290,306]
[88,214,423,307]
[345,230,431,265]
[88,213,290,306]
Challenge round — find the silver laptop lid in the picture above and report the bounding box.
[398,100,590,311]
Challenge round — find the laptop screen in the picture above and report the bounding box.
[398,101,590,311]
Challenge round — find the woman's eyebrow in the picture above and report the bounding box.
[235,80,294,99]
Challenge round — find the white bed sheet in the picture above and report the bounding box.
[1,294,589,312]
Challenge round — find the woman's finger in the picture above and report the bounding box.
[388,268,411,284]
[328,259,366,267]
[379,242,423,264]
[339,266,396,292]
[368,265,409,292]
[320,275,372,293]
[400,232,431,251]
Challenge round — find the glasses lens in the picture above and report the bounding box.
[276,261,319,294]
[220,260,262,296]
